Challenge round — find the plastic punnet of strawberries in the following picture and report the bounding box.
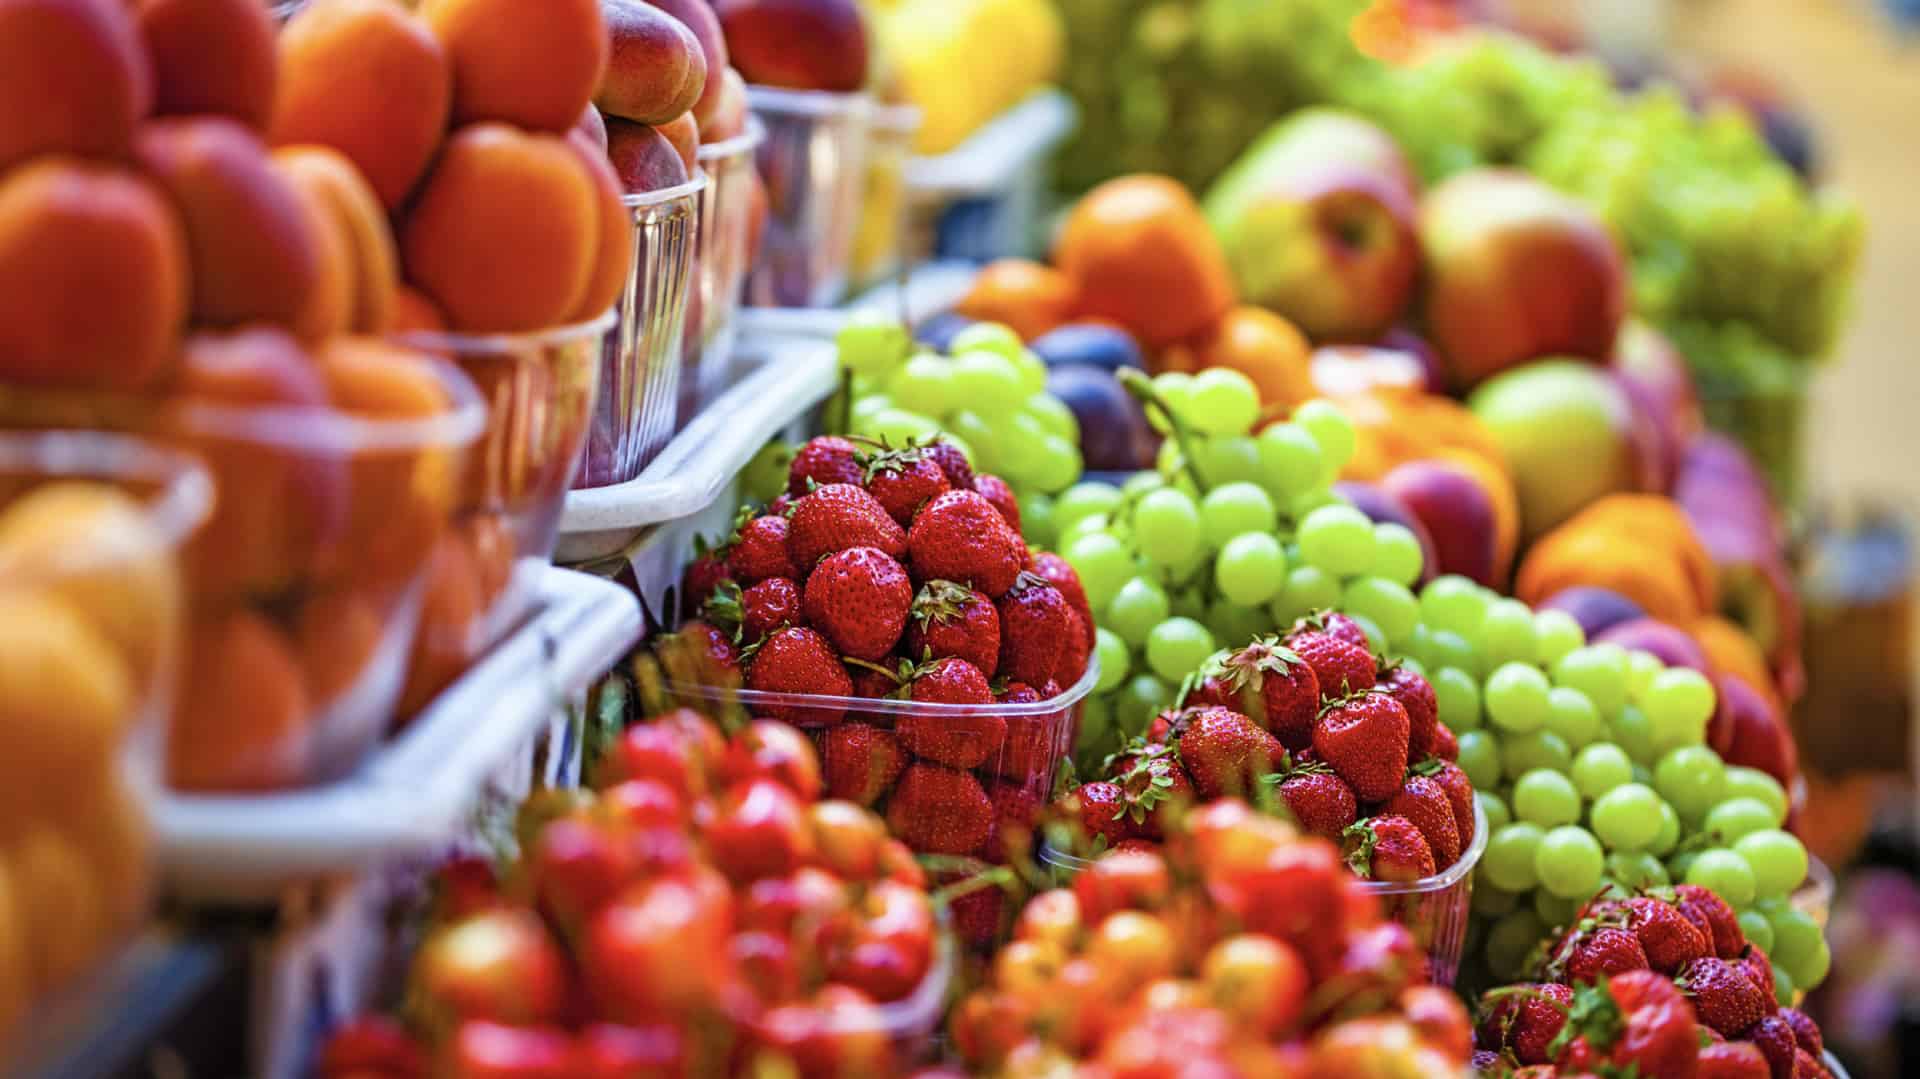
[950,798,1476,1077]
[672,435,1097,860]
[319,708,951,1079]
[1471,885,1836,1079]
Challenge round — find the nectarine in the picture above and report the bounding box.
[713,0,868,93]
[656,112,701,177]
[423,0,606,132]
[649,0,730,131]
[136,0,277,129]
[597,0,706,125]
[565,131,636,322]
[0,0,152,171]
[604,118,691,194]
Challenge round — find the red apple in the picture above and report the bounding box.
[1379,460,1501,586]
[1467,360,1642,540]
[1420,169,1627,389]
[417,910,569,1025]
[713,0,869,93]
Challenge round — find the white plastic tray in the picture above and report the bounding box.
[904,89,1078,199]
[153,568,642,900]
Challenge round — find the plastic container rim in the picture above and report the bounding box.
[671,652,1099,718]
[619,171,708,211]
[696,117,767,164]
[0,429,214,572]
[871,102,924,136]
[394,306,617,358]
[746,83,874,119]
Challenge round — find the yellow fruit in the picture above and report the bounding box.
[7,822,109,991]
[0,590,134,819]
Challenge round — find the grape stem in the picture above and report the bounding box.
[1116,367,1211,494]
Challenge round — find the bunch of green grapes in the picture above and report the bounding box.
[1055,375,1427,763]
[1395,576,1830,999]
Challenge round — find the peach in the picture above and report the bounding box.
[423,0,606,132]
[295,586,384,706]
[136,0,277,129]
[701,65,749,144]
[656,111,700,176]
[651,0,730,131]
[9,823,110,990]
[273,145,400,333]
[596,0,706,126]
[272,0,450,210]
[168,608,312,791]
[576,103,609,152]
[0,159,188,390]
[0,0,152,171]
[604,118,691,194]
[713,0,868,94]
[0,590,132,819]
[565,130,636,322]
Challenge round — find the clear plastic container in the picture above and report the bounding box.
[680,122,766,427]
[744,85,873,309]
[573,176,705,489]
[849,103,921,293]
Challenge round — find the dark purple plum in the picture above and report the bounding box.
[1596,618,1711,673]
[1045,363,1157,472]
[1538,586,1647,641]
[915,311,975,353]
[1031,322,1144,372]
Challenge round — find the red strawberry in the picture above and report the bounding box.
[848,661,903,698]
[995,571,1070,686]
[1748,1014,1798,1079]
[1619,895,1711,974]
[788,435,865,495]
[1430,723,1459,761]
[1479,983,1573,1065]
[904,579,1001,677]
[1052,607,1092,688]
[1164,706,1282,799]
[1793,1049,1833,1079]
[675,618,740,680]
[863,445,951,526]
[923,439,975,491]
[1564,927,1652,984]
[766,492,793,515]
[787,483,907,571]
[1678,956,1772,1036]
[729,513,796,583]
[801,547,912,661]
[714,577,799,644]
[1417,759,1477,850]
[981,781,1043,863]
[1674,884,1748,958]
[896,658,1004,768]
[972,474,1021,531]
[1274,767,1357,840]
[1312,690,1410,802]
[1738,947,1779,1012]
[1380,665,1439,760]
[992,684,1059,783]
[1385,774,1463,868]
[1291,610,1370,649]
[744,627,853,725]
[886,763,993,854]
[1109,743,1194,839]
[1698,1042,1771,1079]
[1031,551,1093,629]
[1343,815,1435,882]
[1181,674,1231,710]
[822,723,905,805]
[1216,636,1320,749]
[1285,629,1377,697]
[1062,780,1130,848]
[1779,1009,1822,1057]
[681,545,732,618]
[906,489,1025,598]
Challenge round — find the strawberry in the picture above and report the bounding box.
[681,543,732,618]
[1479,983,1573,1065]
[1617,895,1711,974]
[1677,956,1772,1036]
[1284,628,1377,697]
[1052,607,1092,688]
[907,655,994,705]
[972,474,1021,531]
[1062,780,1131,847]
[1343,815,1435,882]
[1779,1008,1822,1057]
[992,684,1059,782]
[1673,884,1747,958]
[1430,723,1459,761]
[1747,1014,1798,1079]
[767,492,793,515]
[904,579,1001,677]
[1380,665,1439,760]
[1293,610,1372,650]
[848,661,903,698]
[1031,551,1093,630]
[674,618,740,680]
[1417,759,1477,850]
[1698,1042,1771,1079]
[1563,927,1652,984]
[1385,774,1463,868]
[862,445,951,526]
[906,489,1025,598]
[896,658,1005,768]
[744,627,853,725]
[788,435,865,495]
[1181,674,1232,710]
[1163,706,1282,799]
[801,546,912,661]
[786,483,907,571]
[821,723,905,805]
[1108,742,1194,838]
[1738,947,1779,1012]
[981,781,1044,863]
[728,513,796,583]
[886,763,993,854]
[1312,690,1410,803]
[1557,971,1700,1079]
[706,577,800,645]
[995,572,1070,686]
[1794,1048,1833,1079]
[923,439,975,491]
[1273,766,1357,840]
[1216,636,1320,749]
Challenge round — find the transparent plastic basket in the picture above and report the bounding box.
[849,104,921,293]
[744,85,873,309]
[680,122,766,427]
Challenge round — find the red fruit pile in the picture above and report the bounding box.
[1474,885,1834,1078]
[951,800,1474,1075]
[320,710,943,1079]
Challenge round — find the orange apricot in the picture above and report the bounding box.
[8,823,110,991]
[0,859,28,1032]
[272,0,450,210]
[295,586,385,706]
[0,591,132,817]
[1055,175,1236,348]
[1164,306,1315,410]
[565,129,635,322]
[135,0,277,129]
[465,512,516,607]
[61,766,152,930]
[273,145,399,334]
[955,258,1080,343]
[396,528,483,717]
[0,0,152,171]
[655,111,700,177]
[422,0,606,133]
[168,608,313,791]
[390,284,448,334]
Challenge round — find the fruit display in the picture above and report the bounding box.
[861,0,1065,156]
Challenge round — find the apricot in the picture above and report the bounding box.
[423,0,606,132]
[604,118,691,194]
[282,160,355,339]
[596,0,705,126]
[0,0,152,172]
[399,123,600,332]
[295,586,385,707]
[656,111,700,176]
[1164,305,1314,410]
[390,284,447,334]
[272,0,450,209]
[0,159,188,390]
[0,862,27,1033]
[8,823,109,991]
[0,591,131,819]
[136,0,277,129]
[137,116,325,330]
[273,145,399,333]
[396,528,483,717]
[168,608,312,791]
[565,130,635,323]
[62,766,151,930]
[1055,174,1237,349]
[954,258,1078,342]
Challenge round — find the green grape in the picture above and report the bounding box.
[1737,910,1775,954]
[1009,353,1048,401]
[1478,791,1512,832]
[1607,850,1670,890]
[1030,436,1082,493]
[1487,911,1547,980]
[1215,533,1287,605]
[1117,673,1172,733]
[1148,372,1194,434]
[850,393,894,428]
[1199,482,1277,547]
[947,321,1025,363]
[1457,730,1503,790]
[1513,769,1582,827]
[1534,888,1581,930]
[836,310,912,376]
[1146,617,1216,682]
[1590,783,1663,850]
[1570,743,1634,799]
[1654,746,1726,822]
[1553,644,1631,717]
[1768,909,1823,976]
[1702,798,1778,844]
[998,413,1050,474]
[1169,587,1209,623]
[1255,423,1324,499]
[1293,399,1356,476]
[1134,488,1203,567]
[1122,471,1165,500]
[1427,630,1481,679]
[948,410,1000,472]
[1188,368,1261,434]
[1108,578,1172,648]
[1772,965,1798,1007]
[1019,493,1056,547]
[1195,435,1264,486]
[1064,533,1132,610]
[1544,687,1601,748]
[951,350,1027,412]
[1609,703,1657,764]
[1347,613,1387,654]
[1287,488,1341,521]
[1722,767,1788,825]
[1533,610,1586,667]
[1059,512,1109,548]
[1093,628,1129,691]
[1473,882,1520,917]
[1074,693,1114,757]
[1479,598,1538,668]
[1486,662,1552,733]
[1396,656,1428,680]
[1649,800,1682,856]
[1503,731,1573,777]
[1341,576,1418,645]
[865,408,940,445]
[1207,597,1270,649]
[1420,575,1488,638]
[1623,648,1663,701]
[1483,822,1546,892]
[741,439,794,504]
[1535,825,1606,899]
[1055,482,1124,533]
[887,353,952,415]
[1025,393,1080,442]
[1733,830,1808,897]
[1368,524,1424,587]
[1685,849,1756,907]
[1642,668,1716,750]
[1433,667,1482,732]
[1270,565,1341,626]
[1297,504,1375,576]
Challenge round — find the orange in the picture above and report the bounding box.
[168,608,312,791]
[1162,305,1313,409]
[955,258,1079,343]
[1053,175,1235,349]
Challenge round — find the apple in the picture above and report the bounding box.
[1378,460,1501,587]
[1536,586,1646,640]
[1467,359,1642,541]
[1332,481,1440,587]
[1612,319,1702,446]
[1204,108,1420,342]
[712,0,869,94]
[1594,618,1711,673]
[1420,169,1627,389]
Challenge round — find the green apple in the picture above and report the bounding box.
[1469,360,1641,541]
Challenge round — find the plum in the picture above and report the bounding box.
[1031,322,1144,373]
[1045,363,1156,472]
